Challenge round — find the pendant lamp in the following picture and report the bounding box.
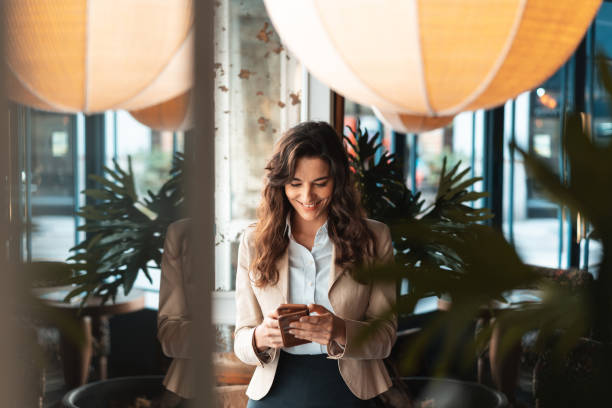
[129,91,193,132]
[264,0,601,117]
[373,108,454,134]
[6,0,193,113]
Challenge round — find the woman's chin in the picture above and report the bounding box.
[295,208,325,222]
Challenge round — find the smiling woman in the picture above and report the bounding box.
[233,121,397,407]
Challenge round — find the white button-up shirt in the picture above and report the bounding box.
[284,219,334,355]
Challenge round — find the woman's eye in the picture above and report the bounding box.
[315,183,328,187]
[290,183,301,187]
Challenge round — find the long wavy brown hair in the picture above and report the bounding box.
[252,121,376,287]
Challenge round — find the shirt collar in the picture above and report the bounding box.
[285,214,328,238]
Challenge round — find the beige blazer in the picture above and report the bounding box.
[234,218,397,401]
[157,219,196,399]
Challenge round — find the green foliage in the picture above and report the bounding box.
[346,125,493,308]
[65,153,184,306]
[345,126,423,222]
[346,123,540,375]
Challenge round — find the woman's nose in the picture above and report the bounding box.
[301,185,314,201]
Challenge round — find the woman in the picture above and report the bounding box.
[234,121,396,407]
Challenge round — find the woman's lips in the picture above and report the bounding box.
[298,199,321,211]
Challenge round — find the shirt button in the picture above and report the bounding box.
[308,282,313,287]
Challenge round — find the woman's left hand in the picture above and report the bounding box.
[288,304,346,346]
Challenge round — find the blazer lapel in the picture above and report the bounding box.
[275,247,289,304]
[328,244,345,295]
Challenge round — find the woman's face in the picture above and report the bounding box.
[284,156,334,225]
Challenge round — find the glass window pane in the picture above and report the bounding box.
[30,110,77,261]
[503,69,568,267]
[113,111,176,198]
[413,112,483,208]
[584,3,612,270]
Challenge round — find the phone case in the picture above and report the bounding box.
[277,304,311,347]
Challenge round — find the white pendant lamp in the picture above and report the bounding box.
[264,0,601,117]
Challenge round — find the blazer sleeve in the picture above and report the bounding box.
[157,221,193,359]
[233,229,278,366]
[328,222,397,360]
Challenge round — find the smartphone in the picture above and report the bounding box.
[276,304,311,347]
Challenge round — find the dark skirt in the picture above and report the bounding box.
[247,350,370,408]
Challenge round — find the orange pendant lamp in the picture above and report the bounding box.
[6,0,193,114]
[264,0,601,124]
[129,91,193,132]
[373,108,454,134]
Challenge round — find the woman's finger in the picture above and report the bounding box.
[264,317,280,328]
[290,321,322,333]
[292,317,332,332]
[267,309,280,319]
[290,326,330,338]
[299,315,321,324]
[292,329,331,345]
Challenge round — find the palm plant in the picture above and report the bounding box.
[345,125,495,313]
[64,153,184,306]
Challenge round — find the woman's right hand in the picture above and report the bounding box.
[254,309,284,351]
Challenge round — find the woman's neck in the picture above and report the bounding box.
[290,212,327,238]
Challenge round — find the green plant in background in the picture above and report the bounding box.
[347,124,546,388]
[345,126,423,222]
[64,152,184,306]
[346,125,493,312]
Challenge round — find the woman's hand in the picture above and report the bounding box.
[254,309,284,351]
[289,304,346,346]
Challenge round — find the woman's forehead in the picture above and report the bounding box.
[292,156,330,178]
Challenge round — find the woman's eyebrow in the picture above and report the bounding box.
[291,176,330,182]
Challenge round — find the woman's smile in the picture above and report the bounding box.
[297,199,323,210]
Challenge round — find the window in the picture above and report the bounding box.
[106,111,184,197]
[18,108,79,262]
[410,111,485,208]
[503,68,569,268]
[582,2,612,271]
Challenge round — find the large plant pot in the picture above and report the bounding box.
[62,375,166,408]
[62,375,249,408]
[401,377,508,408]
